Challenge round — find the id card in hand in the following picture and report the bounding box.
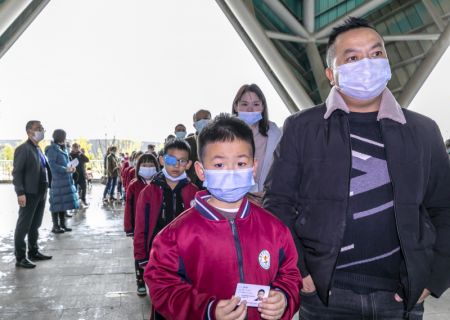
[234,283,270,307]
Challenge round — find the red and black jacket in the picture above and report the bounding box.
[145,190,301,319]
[133,172,198,265]
[124,176,150,236]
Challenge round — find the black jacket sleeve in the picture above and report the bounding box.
[424,121,450,297]
[263,115,309,276]
[12,144,27,196]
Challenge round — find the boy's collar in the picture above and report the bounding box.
[324,86,406,124]
[194,190,251,221]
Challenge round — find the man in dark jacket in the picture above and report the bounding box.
[264,17,450,319]
[12,120,53,268]
[70,143,90,206]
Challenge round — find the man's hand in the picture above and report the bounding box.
[215,296,247,320]
[258,290,287,320]
[394,288,430,304]
[301,275,316,293]
[18,195,26,207]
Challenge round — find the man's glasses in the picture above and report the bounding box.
[164,154,188,167]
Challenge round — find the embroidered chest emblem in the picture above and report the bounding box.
[258,250,270,270]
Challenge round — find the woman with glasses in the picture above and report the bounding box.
[232,84,282,201]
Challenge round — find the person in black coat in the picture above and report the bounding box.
[12,120,53,269]
[70,143,90,206]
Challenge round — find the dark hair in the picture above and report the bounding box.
[197,113,255,161]
[232,84,269,136]
[165,134,176,143]
[52,129,66,143]
[25,120,40,132]
[445,139,450,148]
[258,289,265,294]
[133,151,143,162]
[135,153,160,179]
[193,109,212,122]
[164,138,191,157]
[147,144,155,149]
[326,17,378,67]
[175,124,186,131]
[110,145,117,153]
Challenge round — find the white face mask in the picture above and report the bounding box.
[33,131,45,142]
[336,58,391,100]
[139,167,157,179]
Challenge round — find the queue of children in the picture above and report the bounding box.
[117,81,302,319]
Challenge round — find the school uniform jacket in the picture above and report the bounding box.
[124,176,149,236]
[145,190,301,320]
[124,167,136,191]
[133,174,198,264]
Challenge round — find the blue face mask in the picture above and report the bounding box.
[336,58,391,100]
[238,112,262,126]
[203,168,255,203]
[175,131,186,139]
[194,119,209,134]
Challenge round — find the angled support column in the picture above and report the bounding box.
[216,0,314,112]
[0,0,51,59]
[398,21,450,108]
[264,0,329,100]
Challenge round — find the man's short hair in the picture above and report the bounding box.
[25,120,40,132]
[175,124,186,131]
[193,109,212,122]
[445,139,450,148]
[197,113,255,161]
[72,143,80,148]
[326,17,377,68]
[148,144,155,149]
[163,138,191,157]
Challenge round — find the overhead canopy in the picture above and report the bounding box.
[216,0,450,112]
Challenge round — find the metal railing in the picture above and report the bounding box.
[0,159,106,182]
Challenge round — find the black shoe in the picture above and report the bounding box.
[52,226,65,234]
[136,280,147,296]
[61,226,72,232]
[29,251,52,261]
[15,258,36,268]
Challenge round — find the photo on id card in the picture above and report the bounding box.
[234,283,270,307]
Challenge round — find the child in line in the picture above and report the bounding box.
[145,114,301,319]
[133,139,198,297]
[124,153,160,296]
[124,151,143,192]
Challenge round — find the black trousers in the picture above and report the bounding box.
[14,191,47,260]
[76,177,87,202]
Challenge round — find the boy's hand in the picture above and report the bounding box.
[258,290,287,320]
[215,296,247,320]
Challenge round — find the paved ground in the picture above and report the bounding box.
[0,184,449,319]
[0,184,151,319]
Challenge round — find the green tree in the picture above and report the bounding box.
[0,144,14,160]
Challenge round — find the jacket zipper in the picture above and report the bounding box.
[230,219,245,283]
[329,116,352,297]
[173,192,177,218]
[380,122,411,312]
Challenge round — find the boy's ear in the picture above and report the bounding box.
[159,155,164,167]
[194,161,206,182]
[185,160,193,171]
[252,159,258,179]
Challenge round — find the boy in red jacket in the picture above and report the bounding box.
[124,153,160,296]
[134,139,198,296]
[145,114,301,320]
